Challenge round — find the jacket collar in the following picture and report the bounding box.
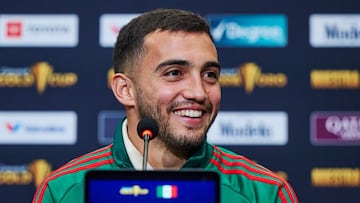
[112,118,213,169]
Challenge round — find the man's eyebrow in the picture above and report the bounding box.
[203,61,221,70]
[156,59,190,71]
[155,59,221,71]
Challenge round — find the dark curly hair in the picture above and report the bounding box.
[113,8,213,75]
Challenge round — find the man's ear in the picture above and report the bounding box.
[111,73,135,106]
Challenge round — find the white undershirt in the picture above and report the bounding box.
[122,119,153,170]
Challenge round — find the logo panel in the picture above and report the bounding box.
[0,62,78,94]
[0,111,77,144]
[0,159,52,187]
[220,63,288,93]
[311,168,360,187]
[206,14,287,47]
[310,69,360,89]
[99,14,139,47]
[0,14,78,47]
[98,111,125,145]
[311,111,360,145]
[310,14,360,47]
[207,111,288,145]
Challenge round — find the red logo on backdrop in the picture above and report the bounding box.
[6,21,22,38]
[311,112,360,145]
[111,25,120,35]
[5,122,21,132]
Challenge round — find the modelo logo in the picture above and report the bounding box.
[310,14,360,47]
[206,14,287,47]
[207,111,288,145]
[311,112,360,145]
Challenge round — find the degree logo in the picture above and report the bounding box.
[206,14,287,47]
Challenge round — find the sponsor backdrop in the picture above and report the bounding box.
[0,0,359,202]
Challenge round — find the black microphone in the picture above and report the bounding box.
[136,117,159,170]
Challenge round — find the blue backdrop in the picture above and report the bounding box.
[0,0,359,202]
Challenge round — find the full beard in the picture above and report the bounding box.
[136,88,214,159]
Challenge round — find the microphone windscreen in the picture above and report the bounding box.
[136,117,159,140]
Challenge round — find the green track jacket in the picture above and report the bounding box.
[33,120,298,203]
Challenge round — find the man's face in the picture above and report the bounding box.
[134,30,221,158]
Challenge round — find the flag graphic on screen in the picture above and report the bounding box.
[156,185,178,199]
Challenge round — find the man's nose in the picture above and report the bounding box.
[182,75,207,102]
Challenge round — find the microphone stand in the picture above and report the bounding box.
[142,134,150,171]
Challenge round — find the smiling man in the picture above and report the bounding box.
[116,29,221,168]
[33,8,298,203]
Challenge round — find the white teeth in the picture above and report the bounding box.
[174,110,202,118]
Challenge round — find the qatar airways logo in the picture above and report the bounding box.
[311,112,360,145]
[310,14,360,47]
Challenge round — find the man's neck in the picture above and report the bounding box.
[124,118,186,169]
[147,140,186,169]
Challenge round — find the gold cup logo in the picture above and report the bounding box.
[107,67,115,89]
[31,62,53,94]
[240,63,261,93]
[28,159,52,187]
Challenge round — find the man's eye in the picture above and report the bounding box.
[204,71,219,80]
[166,69,182,77]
